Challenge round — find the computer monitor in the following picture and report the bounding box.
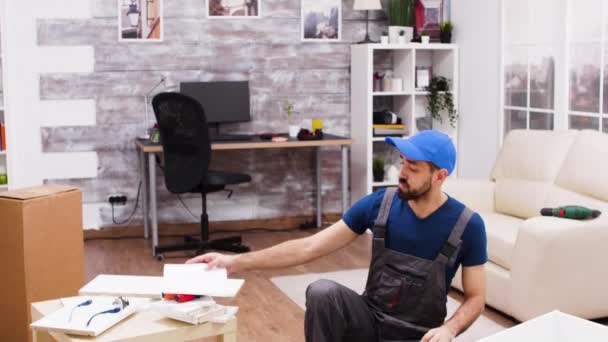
[179,81,251,124]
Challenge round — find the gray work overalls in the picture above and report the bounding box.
[363,187,473,341]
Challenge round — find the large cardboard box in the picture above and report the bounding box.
[479,310,608,341]
[0,185,84,342]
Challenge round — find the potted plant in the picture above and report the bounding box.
[425,76,457,130]
[439,21,453,43]
[387,0,414,44]
[398,29,407,44]
[284,100,300,138]
[373,158,385,182]
[381,31,389,44]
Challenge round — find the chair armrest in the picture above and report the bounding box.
[443,178,495,213]
[509,216,608,321]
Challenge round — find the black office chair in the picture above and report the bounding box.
[151,92,251,259]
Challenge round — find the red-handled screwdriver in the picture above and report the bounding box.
[162,293,200,303]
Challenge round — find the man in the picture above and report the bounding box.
[187,130,487,342]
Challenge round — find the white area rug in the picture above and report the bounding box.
[271,269,507,342]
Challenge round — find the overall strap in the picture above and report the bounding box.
[372,187,397,239]
[435,207,474,267]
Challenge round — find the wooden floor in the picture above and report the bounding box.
[84,227,515,342]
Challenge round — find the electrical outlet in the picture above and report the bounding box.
[107,194,127,206]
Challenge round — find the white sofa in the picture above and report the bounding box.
[444,129,608,322]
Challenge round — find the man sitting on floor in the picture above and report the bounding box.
[187,130,488,342]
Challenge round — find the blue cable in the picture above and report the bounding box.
[68,299,93,322]
[86,307,121,327]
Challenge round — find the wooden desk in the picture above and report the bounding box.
[135,134,352,256]
[31,299,237,342]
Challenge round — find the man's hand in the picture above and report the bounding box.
[420,325,455,342]
[185,253,241,273]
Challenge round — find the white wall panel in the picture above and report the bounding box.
[40,152,98,180]
[37,46,94,73]
[38,99,96,127]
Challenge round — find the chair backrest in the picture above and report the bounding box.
[152,92,211,193]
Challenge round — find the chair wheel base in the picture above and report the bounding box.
[154,235,250,258]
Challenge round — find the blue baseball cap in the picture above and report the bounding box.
[385,130,456,175]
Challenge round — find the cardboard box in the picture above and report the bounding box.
[0,185,84,342]
[479,310,608,341]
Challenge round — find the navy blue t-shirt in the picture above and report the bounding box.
[343,188,487,292]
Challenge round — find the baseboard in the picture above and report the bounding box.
[83,213,343,240]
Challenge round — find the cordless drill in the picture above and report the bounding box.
[540,205,602,220]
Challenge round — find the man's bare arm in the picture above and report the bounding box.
[187,220,361,272]
[444,264,486,336]
[235,220,359,271]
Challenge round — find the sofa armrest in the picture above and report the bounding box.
[509,216,608,321]
[443,178,495,213]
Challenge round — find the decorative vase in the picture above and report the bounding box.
[373,79,383,92]
[373,169,384,182]
[389,26,413,44]
[402,26,413,42]
[288,125,300,138]
[382,78,392,92]
[440,31,452,43]
[388,26,405,44]
[392,78,403,92]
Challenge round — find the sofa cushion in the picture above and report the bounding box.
[491,129,578,182]
[555,130,608,202]
[495,179,551,219]
[479,211,523,270]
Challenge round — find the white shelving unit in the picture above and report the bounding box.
[350,43,459,203]
[0,116,6,192]
[0,149,6,192]
[0,20,7,192]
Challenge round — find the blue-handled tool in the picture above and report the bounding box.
[68,299,93,322]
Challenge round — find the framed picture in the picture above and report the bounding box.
[208,0,260,18]
[301,0,341,42]
[415,66,432,90]
[415,0,443,42]
[118,0,163,42]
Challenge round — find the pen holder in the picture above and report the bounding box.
[288,125,300,138]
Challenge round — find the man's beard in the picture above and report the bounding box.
[397,177,432,201]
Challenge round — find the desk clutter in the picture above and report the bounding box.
[147,118,326,144]
[31,296,150,337]
[150,296,238,325]
[31,264,242,337]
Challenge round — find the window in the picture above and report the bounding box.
[568,0,607,131]
[502,0,608,135]
[502,0,561,136]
